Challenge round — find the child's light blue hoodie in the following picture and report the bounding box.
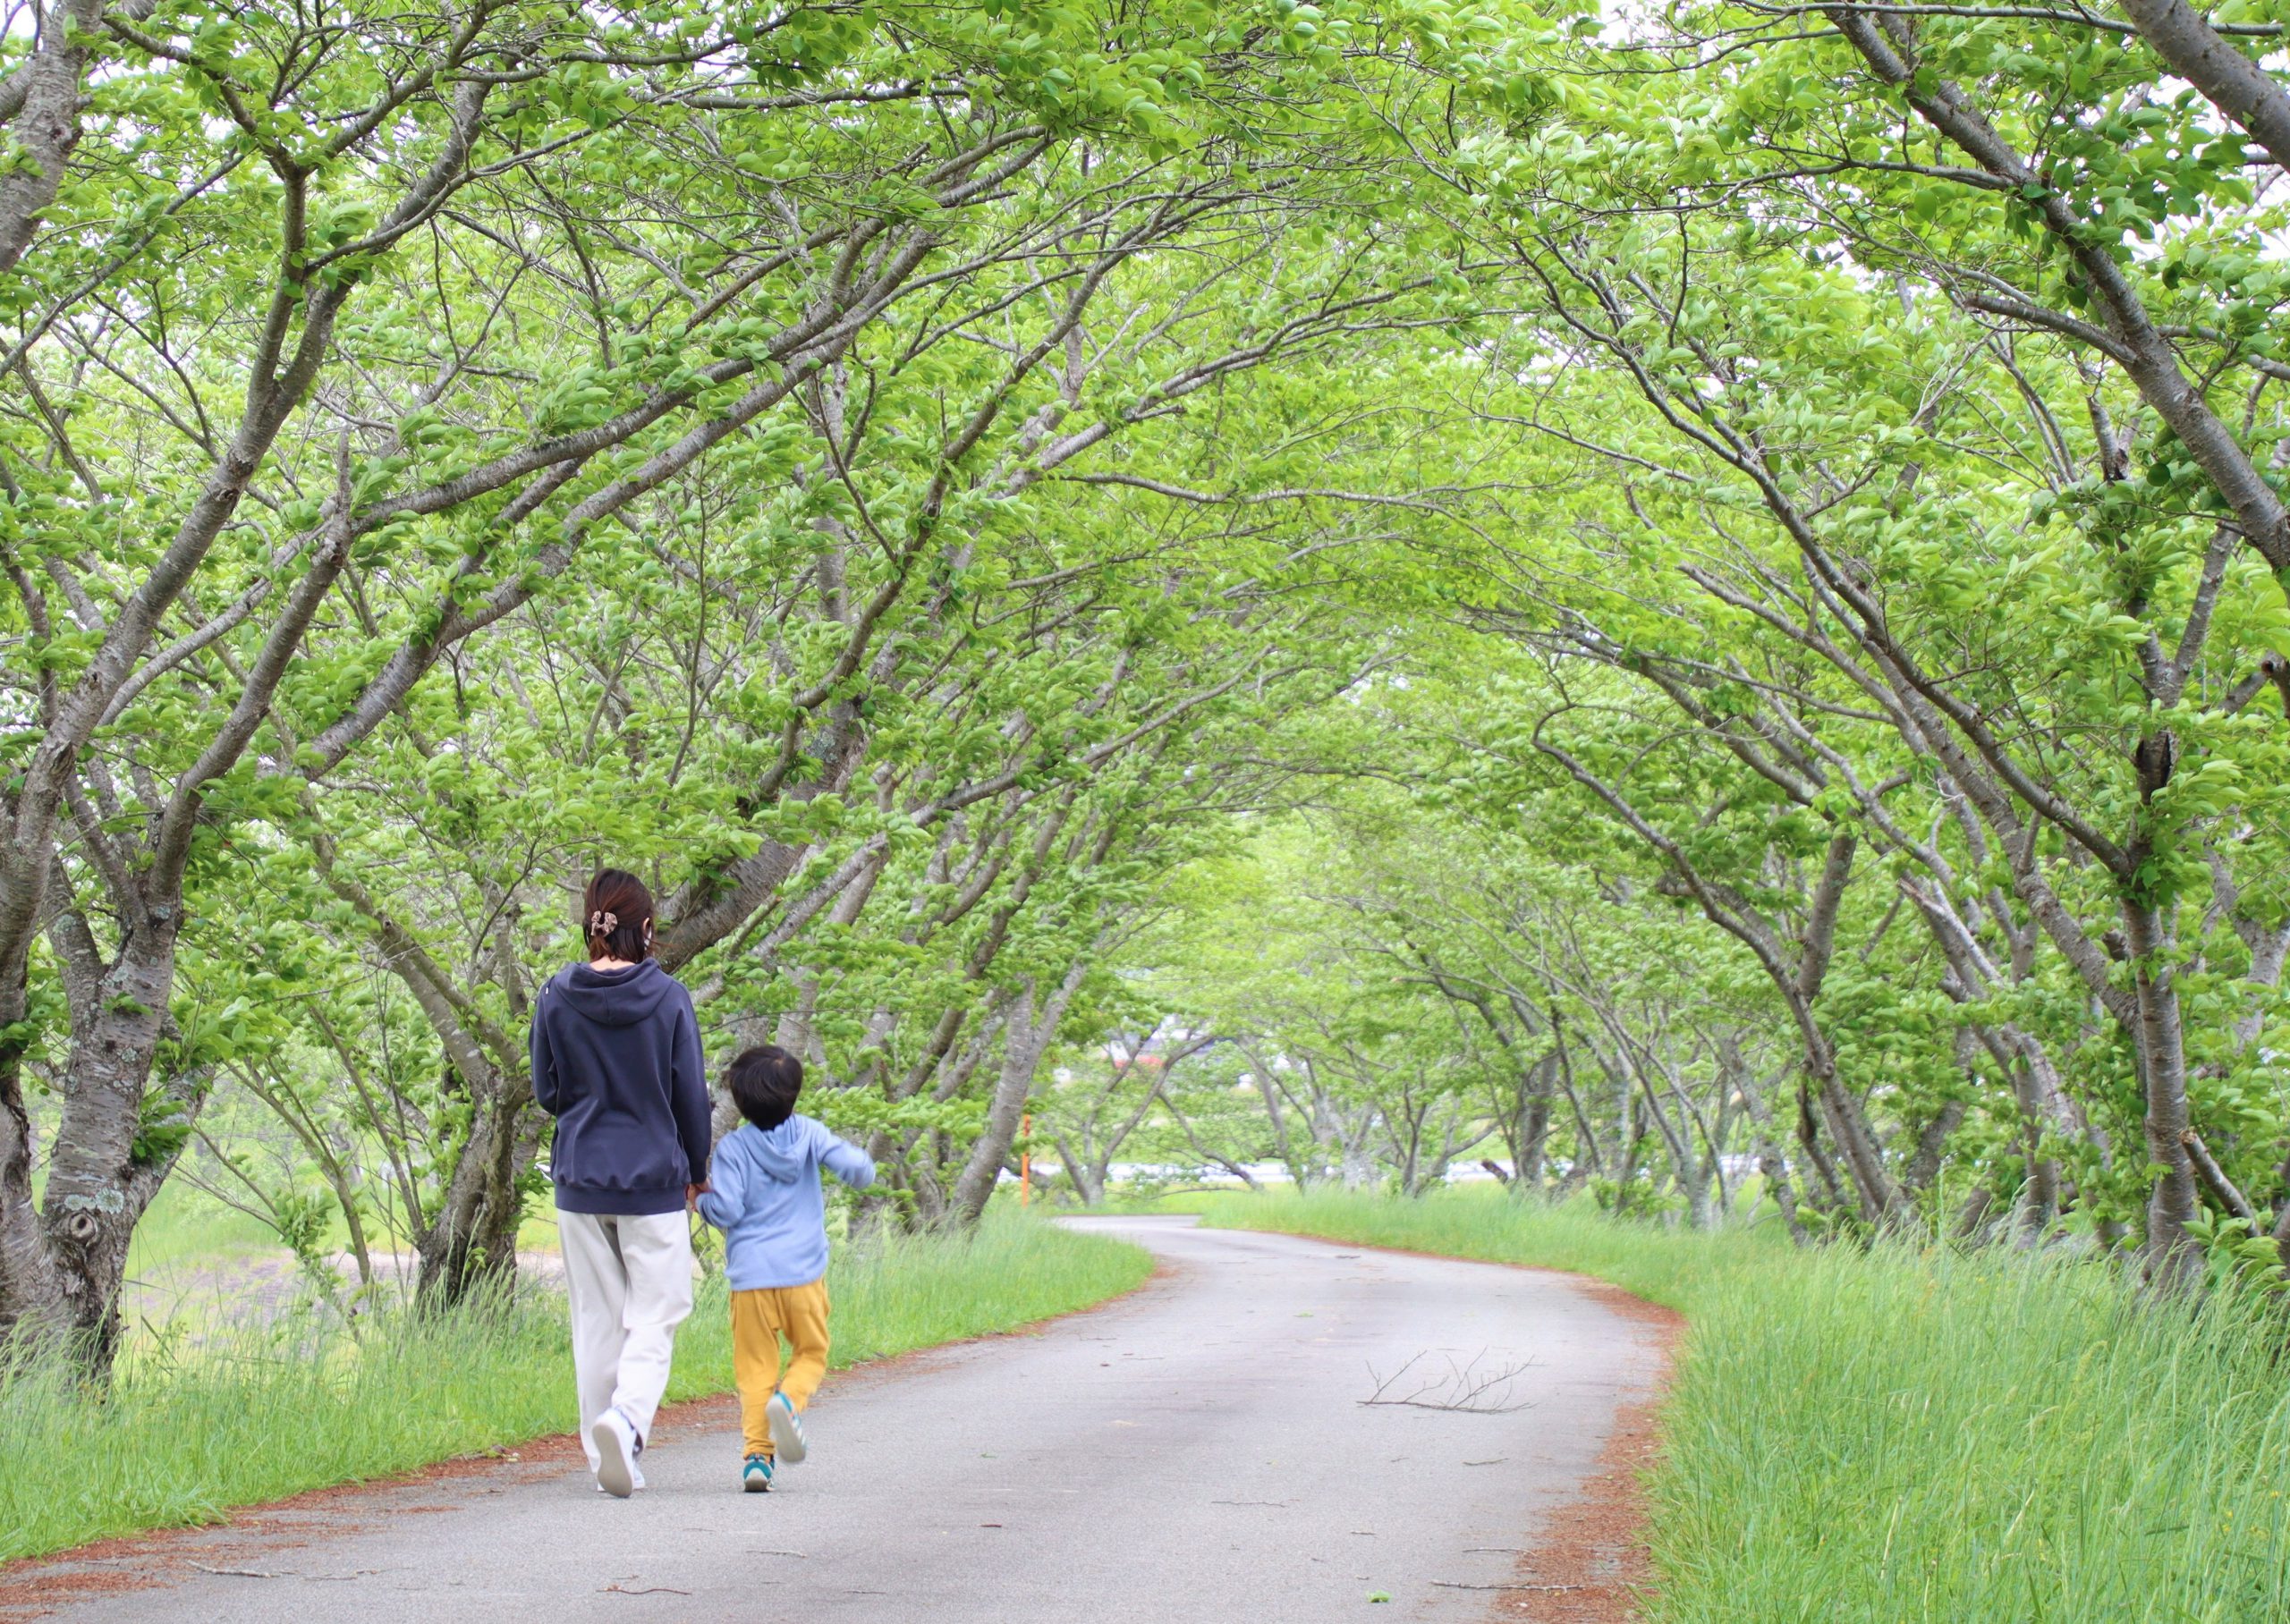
[697,1115,877,1290]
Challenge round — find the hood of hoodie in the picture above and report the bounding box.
[548,960,682,1028]
[744,1119,811,1185]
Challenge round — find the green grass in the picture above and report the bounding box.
[1200,1188,2290,1624]
[0,1209,1148,1564]
[123,1180,281,1274]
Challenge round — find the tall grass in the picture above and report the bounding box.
[0,1209,1147,1563]
[1200,1188,2290,1624]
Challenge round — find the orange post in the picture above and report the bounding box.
[1019,1112,1031,1205]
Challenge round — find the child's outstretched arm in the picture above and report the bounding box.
[695,1137,745,1230]
[817,1122,876,1190]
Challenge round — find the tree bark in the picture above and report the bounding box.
[949,964,1084,1226]
[2116,0,2290,174]
[414,1062,536,1306]
[3,918,199,1362]
[1727,1047,1806,1244]
[2123,899,2201,1280]
[1515,1053,1554,1197]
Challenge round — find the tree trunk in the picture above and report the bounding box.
[1728,1052,1806,1244]
[334,1146,377,1291]
[1256,1072,1311,1188]
[1631,1060,1707,1228]
[1514,1051,1555,1195]
[1954,1184,1997,1241]
[949,966,1082,1226]
[2122,899,2200,1281]
[3,928,201,1369]
[1551,1019,1602,1180]
[1796,1086,1847,1214]
[1901,1100,1966,1199]
[1809,1045,1900,1223]
[415,1064,536,1305]
[1997,1053,2061,1247]
[1054,1133,1105,1205]
[0,1051,67,1346]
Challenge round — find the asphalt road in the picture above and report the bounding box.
[6,1216,1665,1623]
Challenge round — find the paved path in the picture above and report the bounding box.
[6,1217,1665,1622]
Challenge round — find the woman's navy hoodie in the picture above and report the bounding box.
[530,960,710,1216]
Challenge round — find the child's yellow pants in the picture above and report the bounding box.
[730,1279,830,1459]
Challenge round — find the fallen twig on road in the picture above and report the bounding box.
[1361,1349,1535,1413]
[189,1562,395,1583]
[1432,1580,1583,1593]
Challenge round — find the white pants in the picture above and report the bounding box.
[560,1210,695,1469]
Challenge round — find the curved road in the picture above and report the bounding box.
[4,1217,1665,1622]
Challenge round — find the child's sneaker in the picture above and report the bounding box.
[742,1453,774,1493]
[591,1406,641,1499]
[768,1391,807,1464]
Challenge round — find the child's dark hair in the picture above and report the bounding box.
[726,1045,803,1130]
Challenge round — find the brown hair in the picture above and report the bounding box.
[581,868,654,963]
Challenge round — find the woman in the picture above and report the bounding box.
[530,868,712,1498]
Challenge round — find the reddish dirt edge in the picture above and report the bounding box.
[0,1255,1175,1623]
[1214,1225,1684,1624]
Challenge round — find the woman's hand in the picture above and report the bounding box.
[686,1180,711,1207]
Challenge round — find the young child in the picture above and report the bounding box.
[696,1045,876,1493]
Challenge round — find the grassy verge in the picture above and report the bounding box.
[0,1209,1148,1564]
[123,1179,281,1273]
[1199,1188,2290,1624]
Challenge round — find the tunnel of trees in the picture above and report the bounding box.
[8,0,2290,1371]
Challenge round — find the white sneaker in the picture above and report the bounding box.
[591,1407,640,1499]
[768,1392,808,1465]
[593,1463,646,1493]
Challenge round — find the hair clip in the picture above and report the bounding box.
[589,909,618,934]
